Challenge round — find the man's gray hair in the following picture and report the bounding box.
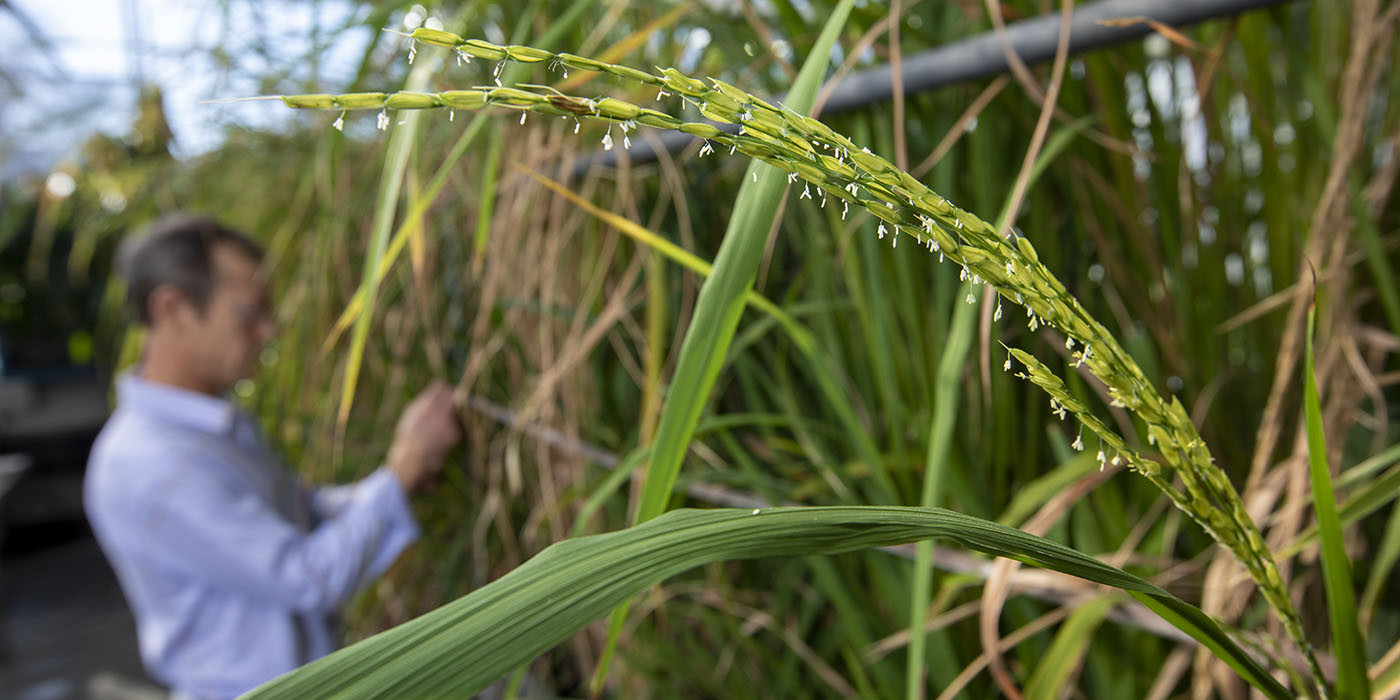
[118,214,264,326]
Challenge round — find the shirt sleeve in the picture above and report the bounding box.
[308,483,358,522]
[137,460,420,614]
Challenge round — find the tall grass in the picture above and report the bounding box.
[32,0,1400,696]
[256,14,1386,695]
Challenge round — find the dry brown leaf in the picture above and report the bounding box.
[1095,16,1202,52]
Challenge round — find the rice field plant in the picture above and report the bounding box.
[23,0,1400,697]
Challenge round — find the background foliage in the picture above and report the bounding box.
[9,0,1400,697]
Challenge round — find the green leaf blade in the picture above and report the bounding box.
[632,0,857,525]
[1304,305,1368,699]
[244,506,1289,700]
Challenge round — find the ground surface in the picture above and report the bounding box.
[1,481,165,700]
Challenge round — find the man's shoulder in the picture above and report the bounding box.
[90,408,189,469]
[86,410,212,510]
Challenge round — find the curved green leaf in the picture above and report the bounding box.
[246,506,1289,700]
[631,0,856,525]
[597,2,857,690]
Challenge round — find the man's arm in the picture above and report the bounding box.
[128,455,418,614]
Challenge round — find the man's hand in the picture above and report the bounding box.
[387,382,463,494]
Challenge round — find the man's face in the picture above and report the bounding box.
[184,245,275,393]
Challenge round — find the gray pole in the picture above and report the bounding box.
[572,0,1294,175]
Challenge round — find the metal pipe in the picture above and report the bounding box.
[573,0,1293,175]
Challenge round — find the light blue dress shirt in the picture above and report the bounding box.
[84,374,420,699]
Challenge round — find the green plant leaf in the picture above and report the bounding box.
[1023,594,1120,700]
[907,107,1090,700]
[245,506,1289,700]
[906,282,975,697]
[630,0,856,525]
[1280,448,1400,559]
[335,57,433,433]
[1304,303,1368,699]
[595,1,856,690]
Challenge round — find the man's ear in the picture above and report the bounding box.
[147,285,193,331]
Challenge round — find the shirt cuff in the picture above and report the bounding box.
[364,467,421,565]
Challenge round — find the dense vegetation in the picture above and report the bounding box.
[10,0,1400,697]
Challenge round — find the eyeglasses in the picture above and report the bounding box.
[230,299,275,330]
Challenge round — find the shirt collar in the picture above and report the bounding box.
[116,372,239,436]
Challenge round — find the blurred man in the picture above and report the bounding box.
[84,215,462,699]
